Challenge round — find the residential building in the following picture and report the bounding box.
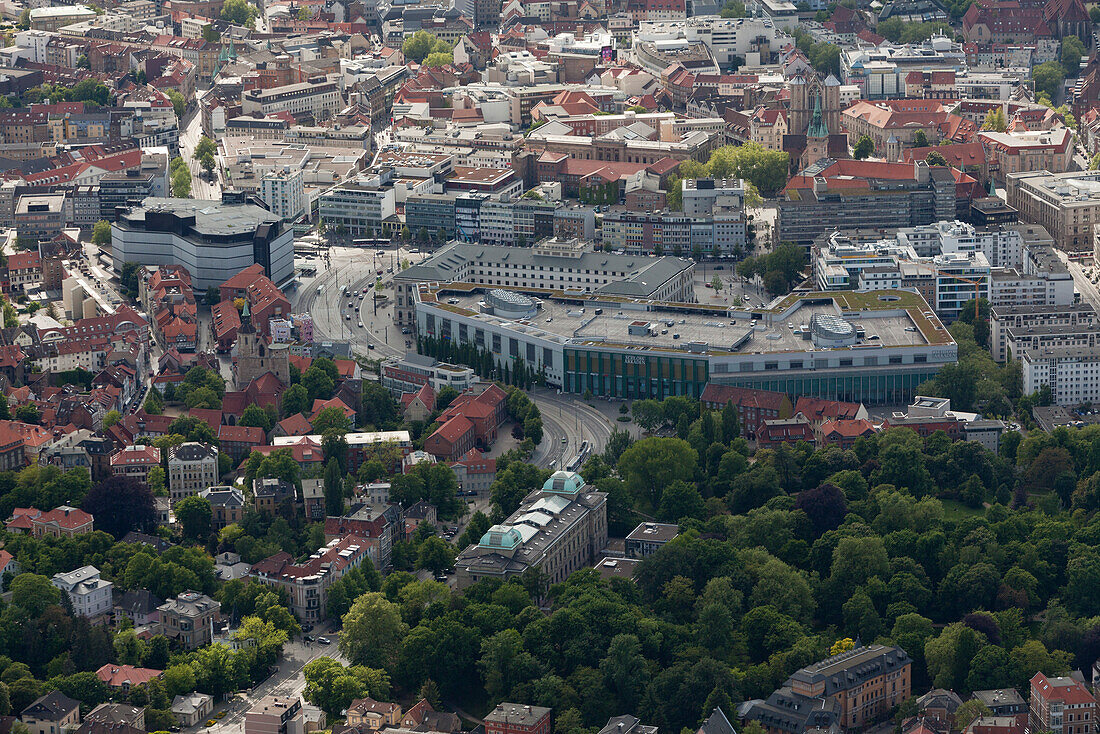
[455,470,607,588]
[6,505,93,537]
[991,303,1098,362]
[260,169,306,222]
[1029,673,1097,734]
[94,665,162,692]
[83,704,145,731]
[757,413,817,449]
[397,700,459,733]
[111,196,294,290]
[745,645,911,733]
[110,444,161,487]
[201,486,246,530]
[484,704,551,734]
[597,717,657,734]
[21,693,80,734]
[700,384,793,437]
[52,566,113,619]
[818,419,878,448]
[1005,170,1100,252]
[449,449,496,496]
[973,689,1028,718]
[157,592,220,650]
[167,442,219,504]
[253,477,297,516]
[246,697,303,734]
[1021,345,1100,407]
[249,535,378,624]
[624,522,679,557]
[172,694,213,728]
[345,700,401,730]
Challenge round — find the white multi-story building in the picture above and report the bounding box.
[111,197,295,290]
[52,566,113,618]
[634,16,784,66]
[479,199,516,246]
[393,239,697,328]
[990,303,1097,362]
[842,37,966,98]
[241,79,341,121]
[9,29,53,64]
[317,175,396,235]
[899,220,1024,267]
[380,353,478,395]
[260,168,305,222]
[682,177,746,216]
[931,252,993,322]
[816,222,1070,320]
[167,442,220,504]
[1022,345,1100,406]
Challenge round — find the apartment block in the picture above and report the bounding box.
[746,645,911,733]
[157,592,220,650]
[1029,673,1096,734]
[249,535,379,623]
[245,697,303,734]
[167,442,219,504]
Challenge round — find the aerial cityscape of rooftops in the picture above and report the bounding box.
[10,0,1100,732]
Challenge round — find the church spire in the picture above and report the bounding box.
[240,299,255,334]
[807,94,828,138]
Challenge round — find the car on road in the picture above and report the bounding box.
[346,314,351,320]
[401,327,410,334]
[358,321,364,328]
[317,637,331,645]
[367,343,375,349]
[303,635,314,642]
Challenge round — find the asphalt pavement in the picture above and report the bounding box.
[193,634,344,734]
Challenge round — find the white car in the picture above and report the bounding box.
[358,321,364,328]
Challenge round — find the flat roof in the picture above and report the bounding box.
[431,289,936,354]
[119,197,281,236]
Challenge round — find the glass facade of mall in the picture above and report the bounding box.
[565,349,709,399]
[564,349,942,405]
[711,368,940,405]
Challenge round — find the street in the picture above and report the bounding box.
[194,635,344,734]
[289,244,617,466]
[180,105,222,201]
[1056,249,1100,312]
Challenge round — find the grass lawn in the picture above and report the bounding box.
[940,499,986,521]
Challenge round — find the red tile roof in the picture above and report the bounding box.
[276,413,313,436]
[218,424,265,444]
[96,664,163,688]
[430,414,474,445]
[821,418,878,438]
[700,384,788,410]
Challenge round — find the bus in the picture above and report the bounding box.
[352,238,390,248]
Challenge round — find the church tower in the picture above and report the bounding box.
[234,301,290,388]
[802,94,830,170]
